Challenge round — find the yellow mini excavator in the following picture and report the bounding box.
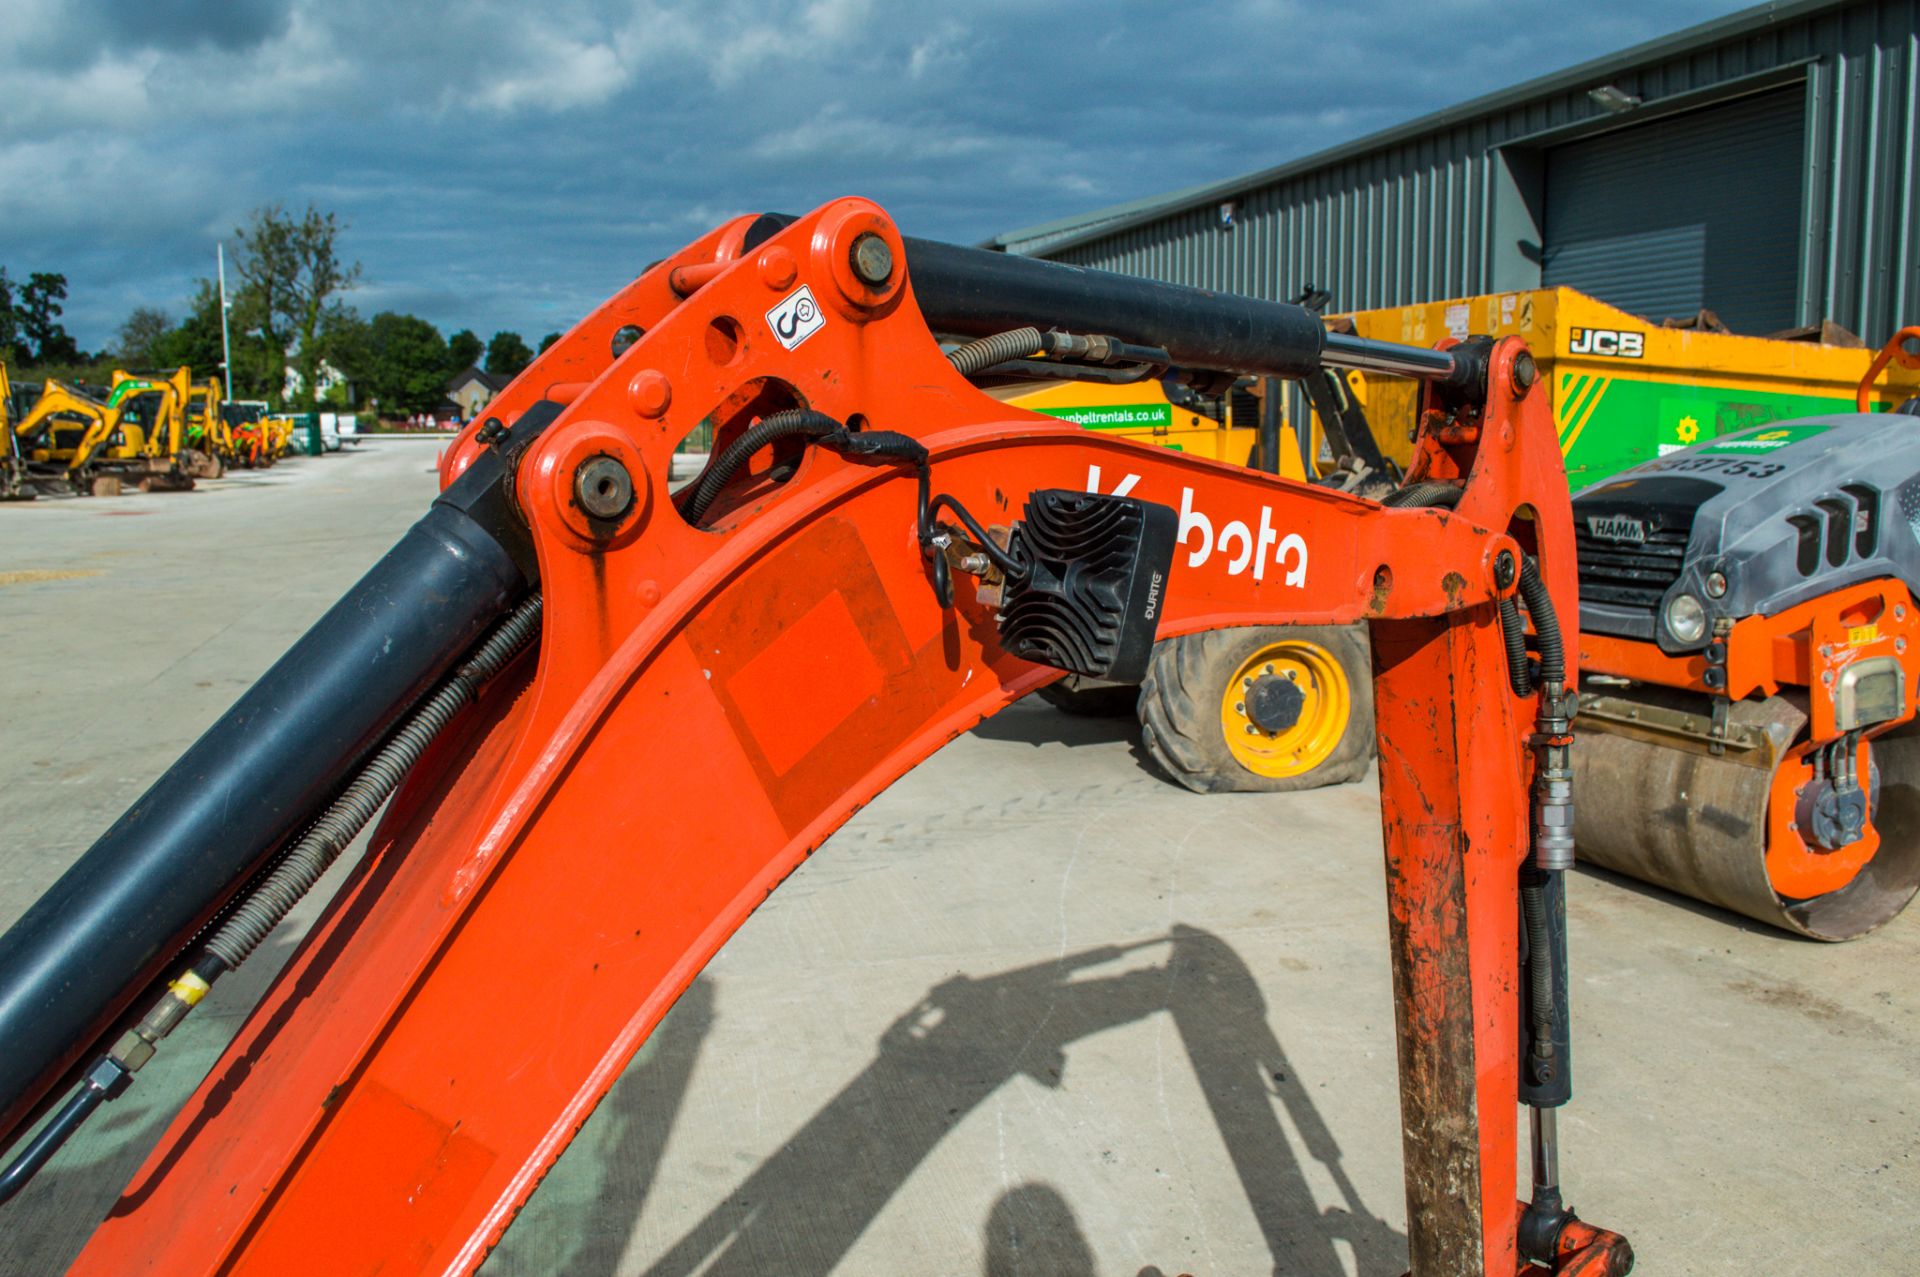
[6,369,200,497]
[180,375,230,477]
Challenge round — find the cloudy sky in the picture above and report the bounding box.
[2,0,1754,350]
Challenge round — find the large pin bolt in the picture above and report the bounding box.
[1512,351,1538,396]
[1494,549,1518,590]
[574,455,635,524]
[850,233,894,286]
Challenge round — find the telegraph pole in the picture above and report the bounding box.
[216,243,233,406]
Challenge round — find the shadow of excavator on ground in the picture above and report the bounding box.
[501,924,1403,1277]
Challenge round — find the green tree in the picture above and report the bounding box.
[231,204,362,408]
[447,328,483,371]
[152,283,229,379]
[355,312,449,415]
[321,309,372,382]
[18,272,77,363]
[485,330,533,377]
[149,281,273,395]
[538,331,561,354]
[0,269,19,362]
[116,306,172,366]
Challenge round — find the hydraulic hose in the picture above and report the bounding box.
[1379,480,1462,509]
[1496,557,1567,698]
[1516,555,1564,688]
[0,595,545,1206]
[204,596,544,971]
[0,396,560,1159]
[0,1075,106,1206]
[682,409,844,524]
[1500,597,1535,697]
[947,327,1047,378]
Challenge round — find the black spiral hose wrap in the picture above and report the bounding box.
[201,594,545,971]
[946,327,1046,377]
[1516,555,1564,688]
[683,410,843,524]
[1520,879,1554,1067]
[1379,480,1463,509]
[1500,597,1534,696]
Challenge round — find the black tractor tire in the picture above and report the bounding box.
[1139,624,1375,794]
[1035,676,1140,718]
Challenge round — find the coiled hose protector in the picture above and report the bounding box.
[1500,597,1534,696]
[947,327,1046,378]
[1501,556,1566,697]
[203,596,545,971]
[1517,555,1565,687]
[1520,877,1554,1073]
[683,410,843,524]
[1379,480,1463,509]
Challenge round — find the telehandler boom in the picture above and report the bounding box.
[0,200,1627,1275]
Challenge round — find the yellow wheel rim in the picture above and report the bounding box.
[1219,638,1352,779]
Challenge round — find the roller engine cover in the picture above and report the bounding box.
[1574,412,1920,653]
[1000,490,1176,684]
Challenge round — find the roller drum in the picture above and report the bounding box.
[1573,693,1920,940]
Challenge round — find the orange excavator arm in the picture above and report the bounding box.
[0,199,1626,1275]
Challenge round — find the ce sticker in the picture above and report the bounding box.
[767,285,826,351]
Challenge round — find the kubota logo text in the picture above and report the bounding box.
[1087,464,1308,585]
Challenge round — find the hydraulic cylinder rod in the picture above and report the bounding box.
[0,411,552,1145]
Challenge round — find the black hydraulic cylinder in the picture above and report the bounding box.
[741,213,1390,384]
[899,236,1329,379]
[1519,868,1573,1108]
[742,214,1478,385]
[0,414,552,1145]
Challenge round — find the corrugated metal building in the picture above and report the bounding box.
[991,0,1919,344]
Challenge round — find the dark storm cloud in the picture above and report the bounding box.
[28,0,292,57]
[0,0,1756,348]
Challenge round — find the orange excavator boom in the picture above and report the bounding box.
[0,199,1626,1275]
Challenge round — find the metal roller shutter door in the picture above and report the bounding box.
[1542,86,1805,334]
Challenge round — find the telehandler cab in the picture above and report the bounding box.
[0,199,1629,1276]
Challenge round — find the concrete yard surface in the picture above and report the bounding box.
[0,441,1913,1275]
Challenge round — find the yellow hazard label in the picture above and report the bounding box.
[1848,624,1880,647]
